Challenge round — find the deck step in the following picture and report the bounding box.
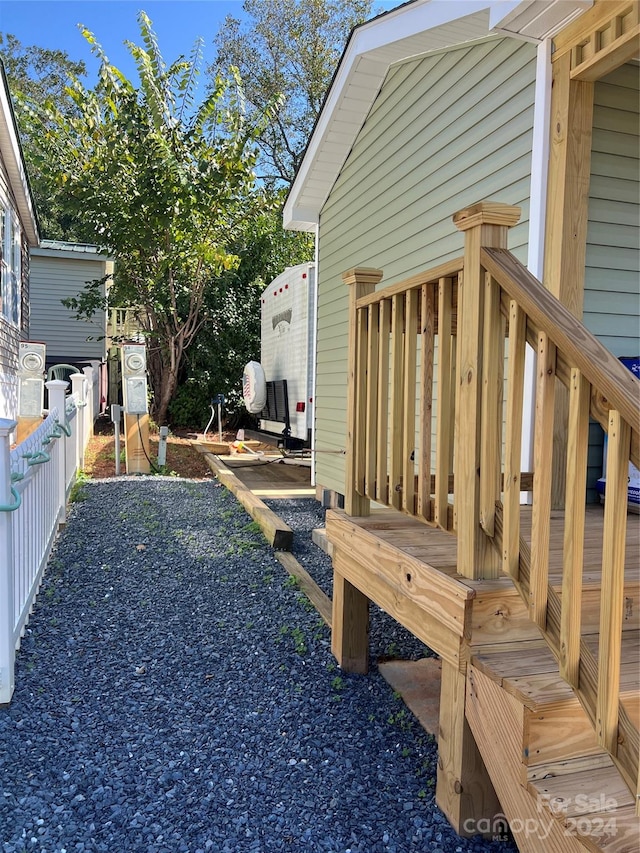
[528,762,639,853]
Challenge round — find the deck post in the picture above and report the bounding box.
[436,659,501,836]
[331,571,369,674]
[342,267,383,517]
[453,202,520,579]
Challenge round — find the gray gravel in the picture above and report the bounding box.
[1,478,516,853]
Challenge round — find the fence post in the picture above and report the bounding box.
[0,417,17,704]
[71,373,85,469]
[83,367,95,440]
[46,380,69,524]
[452,201,520,579]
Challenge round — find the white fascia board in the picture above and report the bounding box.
[490,0,592,41]
[0,76,39,246]
[284,0,494,231]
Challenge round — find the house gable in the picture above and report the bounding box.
[314,37,537,495]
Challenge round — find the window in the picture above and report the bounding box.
[0,204,21,326]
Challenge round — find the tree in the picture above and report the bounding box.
[169,194,313,428]
[0,33,90,239]
[212,0,374,186]
[22,12,280,425]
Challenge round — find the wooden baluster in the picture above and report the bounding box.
[503,301,526,579]
[480,271,504,538]
[355,307,368,497]
[453,202,520,579]
[365,304,379,500]
[403,289,418,515]
[560,368,590,687]
[418,283,435,521]
[377,299,391,505]
[342,267,383,517]
[389,293,405,510]
[530,331,556,628]
[597,409,630,754]
[435,277,453,529]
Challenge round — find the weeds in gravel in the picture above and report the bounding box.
[69,471,91,503]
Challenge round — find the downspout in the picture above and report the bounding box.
[310,223,320,488]
[522,38,553,499]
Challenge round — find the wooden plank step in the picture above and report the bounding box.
[528,763,639,853]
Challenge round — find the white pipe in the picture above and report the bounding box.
[310,224,320,489]
[522,38,553,500]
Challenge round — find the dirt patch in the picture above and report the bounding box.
[84,431,215,480]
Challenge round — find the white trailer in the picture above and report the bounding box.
[244,263,315,447]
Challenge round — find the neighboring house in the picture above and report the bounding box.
[284,0,639,502]
[284,1,639,848]
[0,64,39,419]
[29,241,114,411]
[29,240,113,370]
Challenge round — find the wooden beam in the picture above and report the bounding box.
[435,660,501,837]
[543,49,594,508]
[331,568,369,674]
[571,24,640,81]
[203,454,294,550]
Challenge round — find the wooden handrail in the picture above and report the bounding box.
[342,202,639,801]
[481,248,639,440]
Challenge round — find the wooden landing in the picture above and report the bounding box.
[326,505,640,851]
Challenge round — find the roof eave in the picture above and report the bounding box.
[284,0,593,232]
[0,65,39,246]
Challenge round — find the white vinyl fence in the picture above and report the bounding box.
[0,371,94,704]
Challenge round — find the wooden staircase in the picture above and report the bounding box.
[468,638,640,852]
[330,201,640,849]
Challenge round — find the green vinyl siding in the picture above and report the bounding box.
[315,37,537,495]
[584,63,639,501]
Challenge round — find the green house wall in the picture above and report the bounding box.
[314,37,537,496]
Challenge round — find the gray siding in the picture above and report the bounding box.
[29,253,108,363]
[584,63,640,500]
[315,37,537,495]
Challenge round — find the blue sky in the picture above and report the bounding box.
[0,1,248,83]
[0,1,398,86]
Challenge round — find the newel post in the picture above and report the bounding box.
[453,202,520,579]
[342,267,383,516]
[46,380,69,524]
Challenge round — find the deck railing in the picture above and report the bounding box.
[0,377,93,704]
[344,201,640,802]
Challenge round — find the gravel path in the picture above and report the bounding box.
[1,478,516,853]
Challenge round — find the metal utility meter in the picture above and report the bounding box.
[18,341,46,418]
[121,343,148,415]
[120,342,150,474]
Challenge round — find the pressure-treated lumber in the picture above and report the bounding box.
[343,267,383,516]
[435,659,501,837]
[331,567,369,674]
[452,202,520,579]
[466,665,589,852]
[274,551,332,627]
[203,453,293,549]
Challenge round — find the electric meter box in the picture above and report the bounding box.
[121,343,148,415]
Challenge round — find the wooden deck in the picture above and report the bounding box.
[326,503,640,851]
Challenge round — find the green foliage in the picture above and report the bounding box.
[0,32,90,240]
[21,12,282,426]
[69,470,91,503]
[168,196,312,427]
[212,0,374,185]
